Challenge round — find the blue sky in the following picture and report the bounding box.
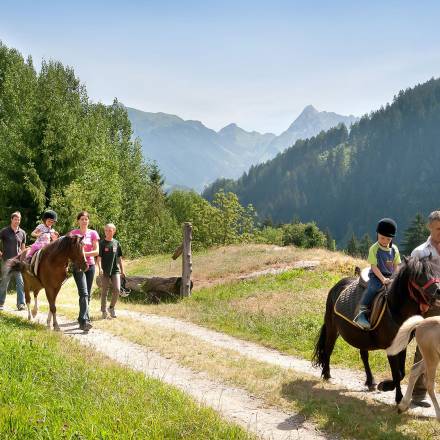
[2,1,440,134]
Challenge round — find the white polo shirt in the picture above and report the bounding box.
[411,237,440,261]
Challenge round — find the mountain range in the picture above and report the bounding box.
[126,105,358,191]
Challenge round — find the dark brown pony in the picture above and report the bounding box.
[7,235,87,331]
[312,256,440,403]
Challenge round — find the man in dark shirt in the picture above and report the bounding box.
[0,211,26,310]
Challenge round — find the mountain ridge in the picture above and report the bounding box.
[127,105,358,190]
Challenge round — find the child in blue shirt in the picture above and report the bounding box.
[355,218,401,330]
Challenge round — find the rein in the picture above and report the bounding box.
[408,277,440,313]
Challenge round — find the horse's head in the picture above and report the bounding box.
[67,235,88,272]
[401,255,440,308]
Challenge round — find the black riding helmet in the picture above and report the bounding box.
[376,218,397,237]
[42,209,58,222]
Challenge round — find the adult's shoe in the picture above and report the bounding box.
[411,398,431,408]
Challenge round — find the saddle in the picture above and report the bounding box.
[334,268,387,330]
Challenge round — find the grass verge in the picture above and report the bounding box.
[0,314,253,440]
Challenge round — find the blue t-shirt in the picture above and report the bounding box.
[368,241,401,278]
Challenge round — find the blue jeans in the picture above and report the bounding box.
[0,262,25,307]
[73,265,95,324]
[360,275,383,307]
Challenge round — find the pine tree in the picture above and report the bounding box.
[325,228,336,251]
[347,233,360,257]
[358,233,373,258]
[402,213,429,255]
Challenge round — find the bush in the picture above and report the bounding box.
[282,222,326,248]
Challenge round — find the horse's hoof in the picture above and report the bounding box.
[53,326,61,332]
[367,383,377,391]
[378,380,395,392]
[397,404,407,414]
[32,310,38,318]
[322,371,331,380]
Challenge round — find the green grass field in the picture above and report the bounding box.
[0,314,253,440]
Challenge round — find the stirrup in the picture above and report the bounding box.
[354,306,371,329]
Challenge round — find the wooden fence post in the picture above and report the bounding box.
[180,222,192,297]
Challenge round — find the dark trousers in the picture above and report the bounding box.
[73,265,95,324]
[412,304,440,400]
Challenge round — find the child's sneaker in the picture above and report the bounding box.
[108,307,117,318]
[0,304,4,311]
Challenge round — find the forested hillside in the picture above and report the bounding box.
[203,78,440,243]
[0,42,259,255]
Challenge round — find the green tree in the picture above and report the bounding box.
[347,233,360,257]
[358,233,373,259]
[282,221,326,248]
[0,43,38,228]
[324,228,336,251]
[212,191,255,245]
[401,213,429,255]
[167,190,219,249]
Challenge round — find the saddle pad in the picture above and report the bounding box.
[334,280,363,321]
[30,249,43,277]
[334,280,387,330]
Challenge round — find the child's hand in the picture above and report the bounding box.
[383,278,391,285]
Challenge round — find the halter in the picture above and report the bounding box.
[408,277,440,313]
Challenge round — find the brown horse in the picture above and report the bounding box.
[387,315,440,418]
[7,235,87,330]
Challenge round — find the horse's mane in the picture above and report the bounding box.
[392,255,440,289]
[42,236,79,260]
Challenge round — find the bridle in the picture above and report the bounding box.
[408,277,440,313]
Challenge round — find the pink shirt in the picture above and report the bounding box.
[69,229,100,265]
[34,223,53,246]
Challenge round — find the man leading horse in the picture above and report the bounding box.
[410,210,440,407]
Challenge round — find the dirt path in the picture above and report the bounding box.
[4,307,331,440]
[117,309,439,419]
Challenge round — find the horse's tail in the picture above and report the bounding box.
[386,315,424,356]
[312,277,352,376]
[6,259,27,275]
[312,322,328,370]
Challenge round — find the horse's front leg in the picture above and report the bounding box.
[378,353,405,402]
[388,354,404,403]
[398,359,425,414]
[360,350,376,391]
